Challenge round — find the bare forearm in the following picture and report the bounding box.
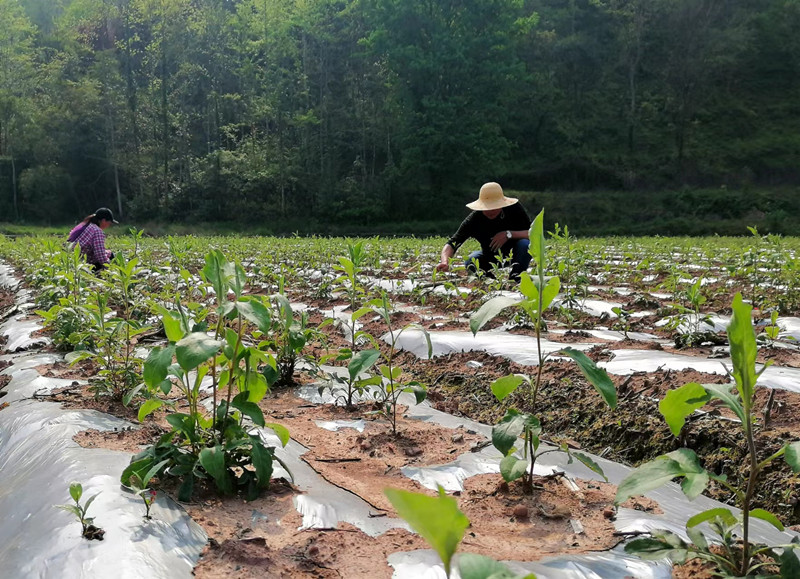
[440,244,455,263]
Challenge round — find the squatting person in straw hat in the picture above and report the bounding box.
[435,182,532,281]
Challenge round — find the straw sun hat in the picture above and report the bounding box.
[466,182,518,211]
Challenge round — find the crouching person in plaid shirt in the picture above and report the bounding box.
[67,207,118,271]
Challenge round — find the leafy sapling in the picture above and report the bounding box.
[470,210,616,488]
[368,292,432,434]
[617,293,800,577]
[56,482,105,540]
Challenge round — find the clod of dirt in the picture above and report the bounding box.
[512,504,529,520]
[403,447,422,457]
[451,433,464,443]
[603,507,616,519]
[83,525,105,541]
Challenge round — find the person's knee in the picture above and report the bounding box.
[514,239,530,254]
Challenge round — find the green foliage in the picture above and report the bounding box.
[55,482,104,540]
[4,0,800,230]
[385,487,535,579]
[618,293,800,576]
[124,250,292,501]
[469,210,616,487]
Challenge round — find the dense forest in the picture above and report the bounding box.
[1,0,799,233]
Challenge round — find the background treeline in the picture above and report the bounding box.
[1,0,799,235]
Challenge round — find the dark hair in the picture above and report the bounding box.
[67,208,117,242]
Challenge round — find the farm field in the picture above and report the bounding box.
[2,228,800,578]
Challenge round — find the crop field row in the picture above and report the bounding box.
[2,226,800,578]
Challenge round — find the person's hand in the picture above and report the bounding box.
[435,261,449,272]
[490,231,508,251]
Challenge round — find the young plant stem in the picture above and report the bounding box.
[224,315,244,416]
[740,413,759,575]
[210,315,225,442]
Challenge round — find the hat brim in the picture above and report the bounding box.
[466,196,518,211]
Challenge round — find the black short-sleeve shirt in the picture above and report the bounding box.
[446,202,532,255]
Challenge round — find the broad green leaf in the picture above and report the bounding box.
[243,371,268,403]
[202,250,227,301]
[154,304,185,343]
[352,306,373,321]
[500,454,528,482]
[384,487,469,577]
[249,437,274,489]
[559,348,617,409]
[231,392,265,426]
[659,382,710,437]
[348,349,380,381]
[571,452,607,482]
[686,526,708,551]
[529,209,545,268]
[458,553,533,579]
[175,333,222,371]
[264,423,290,447]
[470,296,522,335]
[123,384,144,406]
[491,374,526,402]
[199,445,233,494]
[616,456,685,504]
[668,449,710,499]
[225,261,247,297]
[69,482,83,502]
[83,493,99,513]
[703,383,745,424]
[785,442,800,472]
[727,293,758,402]
[56,504,82,518]
[519,272,539,303]
[686,507,736,529]
[492,410,539,456]
[121,458,153,486]
[540,276,561,312]
[403,383,427,405]
[623,536,689,563]
[144,345,175,389]
[779,545,800,577]
[140,459,170,489]
[236,299,272,334]
[749,508,784,531]
[65,350,92,365]
[138,399,164,422]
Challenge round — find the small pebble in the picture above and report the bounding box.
[451,433,464,443]
[603,507,615,519]
[404,447,423,457]
[512,505,529,519]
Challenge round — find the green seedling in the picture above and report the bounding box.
[56,482,105,540]
[123,458,169,519]
[470,210,616,488]
[611,306,632,339]
[384,486,535,579]
[368,292,431,434]
[618,293,800,577]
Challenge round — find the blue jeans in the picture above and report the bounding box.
[465,239,532,281]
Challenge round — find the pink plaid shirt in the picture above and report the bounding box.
[75,223,110,266]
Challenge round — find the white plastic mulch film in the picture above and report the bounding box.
[0,263,206,579]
